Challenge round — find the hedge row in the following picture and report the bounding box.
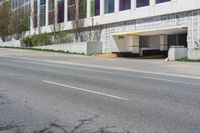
[22,33,52,47]
[22,32,73,47]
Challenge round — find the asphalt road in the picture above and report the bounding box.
[0,52,200,133]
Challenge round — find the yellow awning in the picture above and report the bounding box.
[113,31,142,36]
[126,31,142,36]
[113,34,126,36]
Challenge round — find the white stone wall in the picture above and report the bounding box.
[168,47,188,61]
[28,0,200,54]
[31,0,200,32]
[33,42,102,55]
[100,9,200,53]
[0,40,21,47]
[188,50,200,60]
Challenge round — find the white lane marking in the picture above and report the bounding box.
[2,55,200,86]
[42,80,128,101]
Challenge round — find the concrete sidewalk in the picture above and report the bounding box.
[0,48,200,77]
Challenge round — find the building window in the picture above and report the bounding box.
[79,0,87,18]
[156,0,170,4]
[68,0,76,21]
[104,0,114,14]
[24,3,30,27]
[57,0,64,23]
[33,0,38,27]
[91,0,100,17]
[40,0,46,6]
[119,0,131,11]
[40,0,46,26]
[68,0,87,21]
[136,0,149,8]
[48,0,54,25]
[11,0,30,27]
[12,0,30,10]
[11,0,16,9]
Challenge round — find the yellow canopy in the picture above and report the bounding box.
[113,31,142,36]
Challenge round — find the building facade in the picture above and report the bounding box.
[11,0,200,56]
[0,0,9,5]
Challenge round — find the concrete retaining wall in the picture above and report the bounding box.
[0,40,21,47]
[188,50,200,60]
[34,42,102,55]
[168,47,188,61]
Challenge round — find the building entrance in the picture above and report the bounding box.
[112,27,188,58]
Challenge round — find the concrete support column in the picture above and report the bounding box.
[100,0,104,16]
[115,0,119,12]
[87,0,91,18]
[131,0,136,10]
[64,0,68,22]
[150,0,155,6]
[46,0,49,27]
[132,36,140,54]
[160,35,168,51]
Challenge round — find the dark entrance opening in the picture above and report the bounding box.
[167,33,187,48]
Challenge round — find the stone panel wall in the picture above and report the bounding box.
[99,9,200,53]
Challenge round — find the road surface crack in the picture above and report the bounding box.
[0,125,19,132]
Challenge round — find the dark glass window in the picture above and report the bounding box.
[40,6,46,26]
[104,0,114,14]
[33,0,38,27]
[48,0,54,25]
[67,0,87,21]
[67,0,75,21]
[40,0,46,26]
[91,0,100,16]
[136,0,149,8]
[79,0,87,18]
[119,0,131,11]
[40,0,46,5]
[57,0,64,23]
[12,0,30,9]
[156,0,170,4]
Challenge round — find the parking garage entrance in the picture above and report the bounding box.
[112,27,188,58]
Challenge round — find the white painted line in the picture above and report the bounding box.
[3,55,200,86]
[42,80,128,101]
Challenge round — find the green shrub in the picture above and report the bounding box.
[22,33,52,47]
[22,36,32,47]
[55,31,73,44]
[177,56,200,62]
[178,56,188,61]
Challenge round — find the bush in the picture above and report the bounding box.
[177,56,200,62]
[55,31,73,44]
[22,36,32,47]
[177,56,188,61]
[22,33,52,47]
